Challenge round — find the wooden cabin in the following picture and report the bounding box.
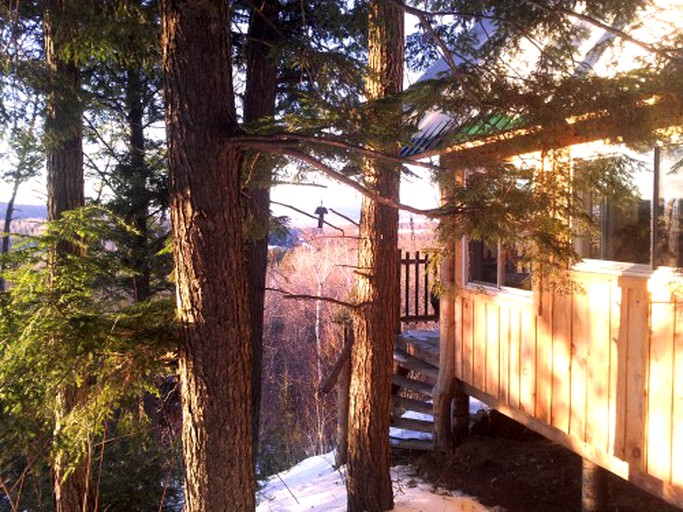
[426,107,683,508]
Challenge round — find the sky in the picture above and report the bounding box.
[270,164,441,229]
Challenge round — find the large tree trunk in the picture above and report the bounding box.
[346,1,403,510]
[44,1,88,510]
[160,2,255,511]
[243,0,279,458]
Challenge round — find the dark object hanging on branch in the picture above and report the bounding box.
[314,204,328,229]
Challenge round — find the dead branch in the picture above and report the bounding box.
[329,208,359,227]
[230,133,444,171]
[319,336,352,394]
[271,200,346,235]
[279,148,442,217]
[266,287,365,310]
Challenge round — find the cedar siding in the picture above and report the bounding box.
[452,264,683,507]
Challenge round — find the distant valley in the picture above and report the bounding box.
[0,203,47,220]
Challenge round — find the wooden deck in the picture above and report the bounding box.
[452,267,683,508]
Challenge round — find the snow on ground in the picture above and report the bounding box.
[256,452,491,512]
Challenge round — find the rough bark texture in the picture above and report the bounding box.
[44,1,88,510]
[347,2,403,510]
[160,1,255,510]
[243,0,279,455]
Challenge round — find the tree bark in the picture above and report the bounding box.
[44,1,88,510]
[347,2,403,510]
[160,1,254,510]
[243,0,279,458]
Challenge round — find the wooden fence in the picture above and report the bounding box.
[399,250,438,323]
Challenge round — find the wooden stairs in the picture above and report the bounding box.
[390,331,439,451]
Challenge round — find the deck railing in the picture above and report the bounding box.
[399,250,438,323]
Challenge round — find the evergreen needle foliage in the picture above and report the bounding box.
[0,206,179,510]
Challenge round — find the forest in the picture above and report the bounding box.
[1,1,682,511]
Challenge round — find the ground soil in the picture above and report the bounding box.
[394,414,682,512]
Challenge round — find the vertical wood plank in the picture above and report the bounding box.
[585,280,611,453]
[552,290,572,434]
[614,280,630,461]
[473,298,487,391]
[499,303,510,406]
[486,302,500,399]
[570,282,589,442]
[520,303,536,416]
[509,306,522,410]
[536,290,553,424]
[672,299,683,486]
[608,280,622,458]
[455,296,463,379]
[646,288,674,482]
[414,251,420,318]
[623,281,649,472]
[462,297,473,384]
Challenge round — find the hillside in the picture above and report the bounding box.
[0,203,47,221]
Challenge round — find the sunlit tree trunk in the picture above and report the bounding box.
[347,1,403,510]
[44,1,88,510]
[243,0,279,458]
[160,1,254,510]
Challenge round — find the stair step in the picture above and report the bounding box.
[395,333,440,367]
[393,395,433,415]
[392,374,433,397]
[391,415,433,433]
[393,348,439,380]
[390,437,434,451]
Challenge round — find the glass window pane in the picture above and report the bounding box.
[656,145,683,267]
[502,243,532,290]
[468,240,498,286]
[576,152,652,264]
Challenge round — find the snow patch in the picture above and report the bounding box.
[257,452,492,511]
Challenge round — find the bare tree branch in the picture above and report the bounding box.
[266,287,366,310]
[278,147,442,217]
[270,200,346,235]
[229,133,444,171]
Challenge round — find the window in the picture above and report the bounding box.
[655,145,683,267]
[576,145,683,268]
[468,240,532,290]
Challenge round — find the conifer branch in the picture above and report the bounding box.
[520,0,683,62]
